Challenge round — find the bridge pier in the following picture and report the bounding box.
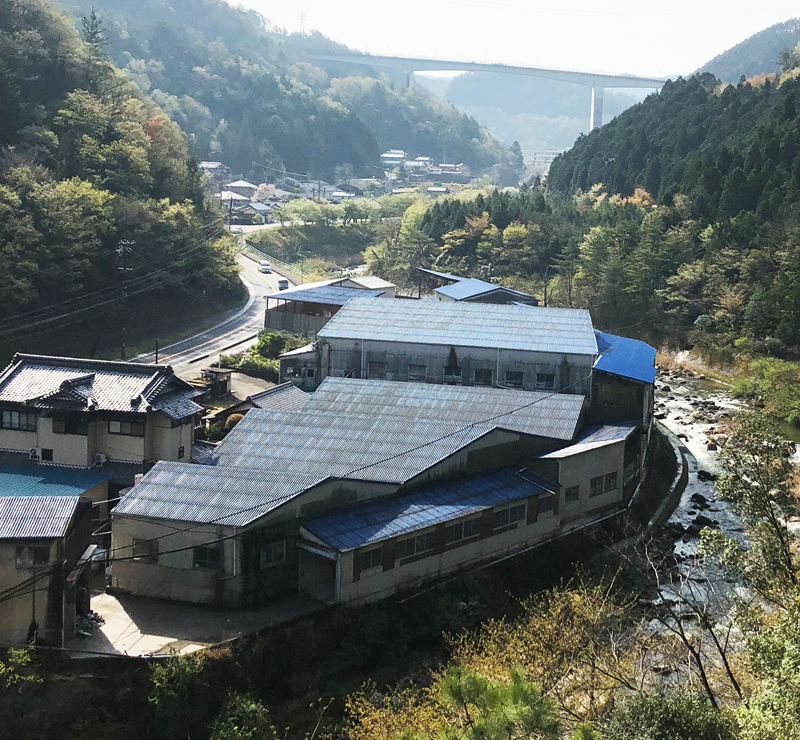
[405,70,413,88]
[590,85,604,130]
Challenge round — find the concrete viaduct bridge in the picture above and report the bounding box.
[307,53,667,130]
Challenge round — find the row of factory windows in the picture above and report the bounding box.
[130,538,287,572]
[366,362,556,390]
[357,497,554,574]
[0,411,145,437]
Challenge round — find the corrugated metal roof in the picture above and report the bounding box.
[211,408,491,484]
[435,278,533,301]
[113,461,324,526]
[346,276,396,290]
[303,466,552,551]
[305,378,583,441]
[279,344,316,358]
[0,495,81,539]
[594,331,656,384]
[0,354,196,414]
[417,267,462,283]
[537,423,637,458]
[249,383,309,411]
[317,298,598,355]
[273,285,385,306]
[0,464,109,497]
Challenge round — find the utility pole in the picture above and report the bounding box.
[155,339,159,364]
[228,196,234,230]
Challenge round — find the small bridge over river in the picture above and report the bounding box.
[307,53,667,129]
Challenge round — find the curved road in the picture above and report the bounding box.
[134,253,291,376]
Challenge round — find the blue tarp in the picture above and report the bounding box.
[594,331,656,384]
[0,464,110,498]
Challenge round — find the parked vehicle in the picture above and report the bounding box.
[278,278,289,290]
[258,260,272,273]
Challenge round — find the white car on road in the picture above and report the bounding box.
[258,260,272,273]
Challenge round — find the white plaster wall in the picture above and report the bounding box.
[555,441,626,520]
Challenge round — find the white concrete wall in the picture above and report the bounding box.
[96,422,145,462]
[147,414,192,462]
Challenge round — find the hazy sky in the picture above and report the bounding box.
[236,0,798,79]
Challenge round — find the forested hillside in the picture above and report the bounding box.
[62,0,505,179]
[0,0,239,357]
[697,18,800,82]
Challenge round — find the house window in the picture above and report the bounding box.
[444,517,482,545]
[1,410,36,432]
[177,446,185,460]
[132,538,159,564]
[358,547,383,571]
[536,373,556,391]
[604,472,618,492]
[504,371,524,389]
[260,541,286,569]
[16,545,50,568]
[493,503,526,529]
[408,364,426,382]
[52,418,88,436]
[590,476,604,497]
[194,545,223,570]
[443,367,462,385]
[474,368,493,386]
[565,485,580,504]
[41,448,53,461]
[368,361,386,379]
[396,531,435,561]
[537,495,554,515]
[109,420,145,436]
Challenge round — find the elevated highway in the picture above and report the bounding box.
[307,53,667,129]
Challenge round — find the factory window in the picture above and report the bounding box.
[260,540,286,569]
[41,448,53,461]
[368,361,386,379]
[590,476,604,497]
[604,471,618,492]
[537,495,554,514]
[396,531,435,561]
[493,503,526,529]
[443,367,462,385]
[408,364,426,382]
[109,420,145,436]
[0,410,36,432]
[177,446,185,460]
[444,517,482,545]
[194,545,223,570]
[565,485,580,504]
[504,371,524,389]
[474,368,493,386]
[132,538,159,564]
[52,418,88,436]
[536,373,556,391]
[15,545,50,569]
[358,547,383,572]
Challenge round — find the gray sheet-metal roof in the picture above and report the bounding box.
[0,495,81,540]
[150,389,205,420]
[346,276,396,290]
[305,378,583,441]
[249,383,309,411]
[434,278,533,302]
[0,464,109,497]
[417,267,462,283]
[113,461,324,527]
[303,466,553,551]
[317,297,597,355]
[0,354,197,416]
[594,331,656,384]
[211,408,491,484]
[273,285,384,306]
[537,423,637,458]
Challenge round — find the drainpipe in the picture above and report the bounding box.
[335,553,341,603]
[496,348,501,386]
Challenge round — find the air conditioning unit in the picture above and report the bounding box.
[29,447,40,461]
[93,453,107,467]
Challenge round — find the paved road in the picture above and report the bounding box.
[134,253,288,376]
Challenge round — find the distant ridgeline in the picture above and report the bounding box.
[548,73,800,222]
[63,0,505,180]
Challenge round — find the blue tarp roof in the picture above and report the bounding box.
[0,464,109,498]
[302,466,556,552]
[594,331,656,384]
[273,285,385,306]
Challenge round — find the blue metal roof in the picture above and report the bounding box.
[435,278,533,302]
[0,464,110,498]
[273,285,385,306]
[302,466,555,552]
[593,331,656,384]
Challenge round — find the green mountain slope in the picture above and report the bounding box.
[696,18,800,82]
[62,0,505,179]
[0,0,239,356]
